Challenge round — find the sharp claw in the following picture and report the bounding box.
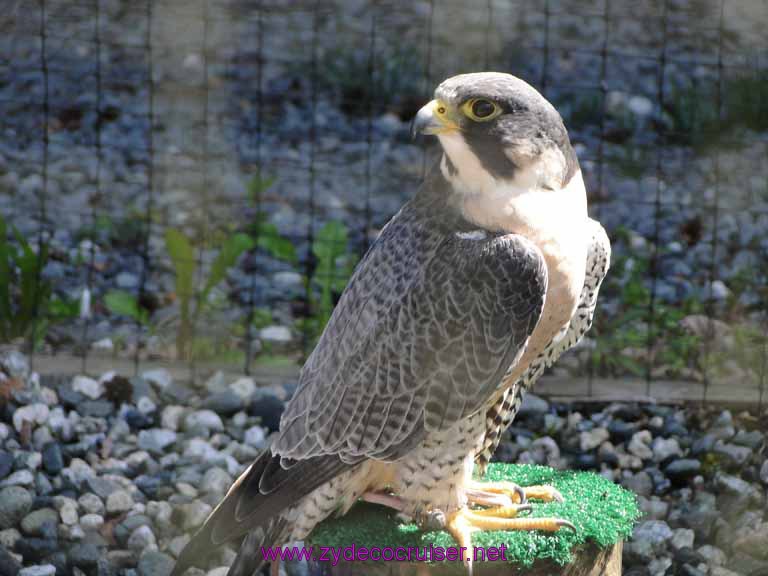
[517,503,532,514]
[557,519,577,532]
[515,485,527,504]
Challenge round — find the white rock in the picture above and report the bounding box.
[161,405,186,431]
[671,527,694,550]
[0,470,35,487]
[72,375,103,399]
[13,403,49,432]
[207,568,229,576]
[760,459,768,485]
[142,368,173,390]
[19,565,56,576]
[0,423,10,441]
[78,493,104,515]
[697,544,726,566]
[0,528,20,549]
[259,325,292,343]
[229,377,256,400]
[92,337,114,352]
[628,95,653,116]
[244,425,266,448]
[628,430,654,460]
[106,490,134,514]
[138,429,177,454]
[137,396,157,414]
[53,496,79,526]
[580,427,609,452]
[80,513,104,530]
[185,410,224,432]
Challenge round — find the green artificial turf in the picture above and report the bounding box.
[308,463,639,569]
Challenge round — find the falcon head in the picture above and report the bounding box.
[412,72,578,195]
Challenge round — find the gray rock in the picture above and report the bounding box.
[161,405,186,431]
[259,325,292,343]
[732,430,764,450]
[518,394,548,416]
[138,551,175,576]
[0,452,12,480]
[127,524,157,551]
[665,459,701,482]
[760,459,768,485]
[623,471,653,497]
[202,391,243,416]
[20,508,59,537]
[671,528,695,550]
[0,543,22,576]
[713,441,752,467]
[41,443,63,474]
[0,486,33,529]
[137,429,177,455]
[710,411,735,441]
[697,544,726,566]
[201,468,231,495]
[627,520,673,561]
[176,501,213,530]
[85,476,119,499]
[69,542,101,568]
[652,437,682,462]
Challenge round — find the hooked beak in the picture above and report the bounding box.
[411,99,460,139]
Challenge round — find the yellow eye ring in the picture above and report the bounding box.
[461,98,501,122]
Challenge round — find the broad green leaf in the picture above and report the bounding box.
[257,223,297,263]
[165,228,196,303]
[104,290,148,325]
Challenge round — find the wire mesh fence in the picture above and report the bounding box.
[1,0,767,409]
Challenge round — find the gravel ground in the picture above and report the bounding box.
[1,349,766,576]
[1,0,767,377]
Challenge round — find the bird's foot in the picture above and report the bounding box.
[465,480,564,508]
[446,482,574,575]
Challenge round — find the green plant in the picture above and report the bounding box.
[0,215,77,347]
[589,229,702,379]
[247,175,297,264]
[103,290,150,326]
[165,227,254,360]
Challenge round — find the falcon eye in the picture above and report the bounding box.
[461,98,501,122]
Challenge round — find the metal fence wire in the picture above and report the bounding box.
[1,0,767,409]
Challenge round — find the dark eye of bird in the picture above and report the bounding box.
[472,99,495,118]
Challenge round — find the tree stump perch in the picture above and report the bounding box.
[306,464,637,576]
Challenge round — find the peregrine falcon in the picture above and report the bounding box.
[172,72,610,576]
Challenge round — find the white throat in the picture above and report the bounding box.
[437,131,588,241]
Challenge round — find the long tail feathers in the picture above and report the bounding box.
[170,448,353,576]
